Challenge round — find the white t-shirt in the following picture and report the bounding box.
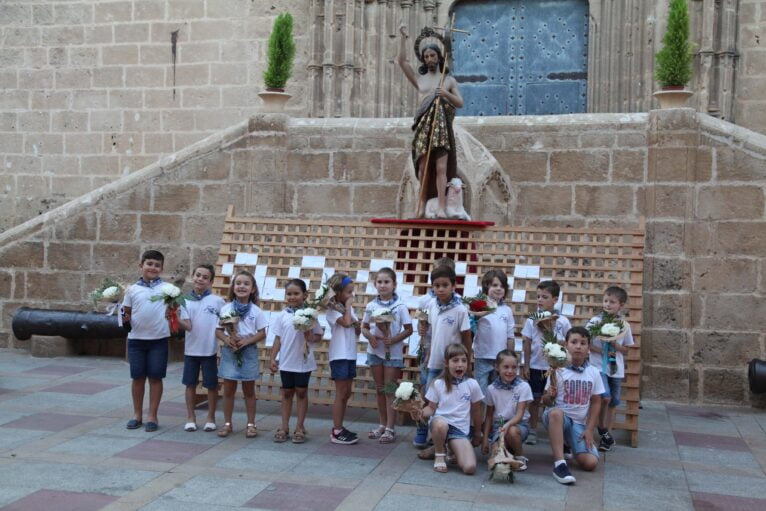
[326,307,359,362]
[474,303,515,359]
[587,315,635,379]
[521,315,572,370]
[545,365,605,425]
[180,293,226,356]
[123,282,170,340]
[484,379,533,424]
[425,377,484,435]
[271,310,323,373]
[426,300,471,370]
[218,302,268,338]
[363,298,412,360]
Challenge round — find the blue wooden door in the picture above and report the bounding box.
[451,0,589,116]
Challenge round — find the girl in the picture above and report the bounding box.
[481,350,533,470]
[473,269,516,399]
[269,279,323,443]
[325,273,361,445]
[215,270,268,438]
[413,343,484,474]
[361,268,413,443]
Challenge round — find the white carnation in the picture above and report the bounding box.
[102,286,120,299]
[159,283,180,298]
[541,311,552,318]
[601,323,621,337]
[371,308,392,318]
[543,342,567,361]
[394,381,414,400]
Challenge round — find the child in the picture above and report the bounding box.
[269,279,323,444]
[121,249,169,432]
[542,327,604,485]
[413,343,484,474]
[178,264,225,432]
[215,270,268,438]
[521,279,571,444]
[413,257,456,448]
[326,273,362,444]
[587,286,634,452]
[481,350,533,470]
[361,268,413,443]
[473,269,516,398]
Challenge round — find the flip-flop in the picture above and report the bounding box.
[145,421,158,432]
[184,422,197,432]
[126,419,143,430]
[203,422,217,432]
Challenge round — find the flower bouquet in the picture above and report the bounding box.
[370,307,394,359]
[292,307,319,361]
[587,312,627,375]
[390,381,424,415]
[462,293,498,318]
[89,278,125,315]
[543,341,571,387]
[219,309,244,366]
[307,283,334,310]
[149,283,188,334]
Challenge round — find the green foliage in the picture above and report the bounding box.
[655,0,693,87]
[263,13,296,89]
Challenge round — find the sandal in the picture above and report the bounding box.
[274,428,289,443]
[292,428,306,444]
[246,423,258,438]
[433,453,448,473]
[217,422,233,437]
[368,425,385,439]
[379,428,395,444]
[418,445,436,460]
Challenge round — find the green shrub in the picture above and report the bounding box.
[655,0,693,87]
[263,13,296,90]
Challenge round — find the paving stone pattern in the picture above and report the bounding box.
[0,350,765,510]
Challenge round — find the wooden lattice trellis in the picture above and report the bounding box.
[208,206,644,447]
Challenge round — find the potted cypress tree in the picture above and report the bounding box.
[653,0,694,108]
[258,13,296,113]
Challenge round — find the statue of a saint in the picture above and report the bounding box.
[398,25,464,219]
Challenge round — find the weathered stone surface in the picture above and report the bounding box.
[612,150,646,182]
[713,221,766,256]
[646,221,685,254]
[0,242,45,269]
[352,184,400,216]
[716,147,766,181]
[0,272,11,300]
[92,243,140,273]
[333,152,381,182]
[574,185,635,216]
[693,258,758,292]
[286,153,330,182]
[515,185,572,216]
[641,365,690,400]
[47,242,92,271]
[702,294,766,330]
[648,256,690,291]
[643,185,689,218]
[649,147,692,182]
[494,151,548,182]
[292,184,352,215]
[30,336,78,357]
[692,331,762,366]
[702,368,747,403]
[696,186,765,220]
[550,151,609,181]
[152,184,200,213]
[25,272,82,302]
[642,328,689,365]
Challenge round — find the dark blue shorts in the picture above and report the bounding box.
[528,368,546,397]
[280,370,312,389]
[182,355,218,389]
[128,338,169,380]
[329,359,357,380]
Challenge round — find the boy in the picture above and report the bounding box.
[587,286,634,451]
[121,250,169,432]
[521,280,571,444]
[542,326,604,485]
[178,264,225,433]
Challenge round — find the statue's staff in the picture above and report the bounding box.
[415,52,451,219]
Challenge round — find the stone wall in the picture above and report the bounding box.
[735,0,766,131]
[1,109,764,406]
[0,0,311,231]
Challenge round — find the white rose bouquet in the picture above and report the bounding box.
[587,312,627,375]
[528,310,560,344]
[307,283,334,310]
[390,381,424,414]
[293,307,319,361]
[149,283,188,334]
[219,309,244,366]
[89,278,125,314]
[543,341,572,388]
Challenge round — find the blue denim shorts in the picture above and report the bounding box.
[219,344,259,381]
[543,408,599,458]
[330,359,357,380]
[367,353,404,368]
[128,338,169,379]
[182,354,218,389]
[600,372,622,407]
[280,370,311,389]
[430,418,471,441]
[490,420,530,444]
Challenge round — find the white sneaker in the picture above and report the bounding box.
[203,422,216,432]
[184,422,197,432]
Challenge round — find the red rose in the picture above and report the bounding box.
[470,300,487,312]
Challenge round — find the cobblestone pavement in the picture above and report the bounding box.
[0,349,765,511]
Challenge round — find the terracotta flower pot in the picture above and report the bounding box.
[258,90,291,113]
[653,88,693,109]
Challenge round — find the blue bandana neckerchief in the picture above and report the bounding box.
[492,376,520,391]
[567,360,589,373]
[232,300,251,319]
[188,288,211,301]
[375,293,399,308]
[136,277,162,288]
[451,376,467,385]
[285,306,298,314]
[437,293,461,314]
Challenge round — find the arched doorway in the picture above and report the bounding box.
[451,0,589,116]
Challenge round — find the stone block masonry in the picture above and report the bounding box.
[1,109,765,407]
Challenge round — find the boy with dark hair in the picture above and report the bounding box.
[121,249,169,432]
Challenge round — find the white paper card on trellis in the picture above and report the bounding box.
[234,252,258,266]
[356,352,368,367]
[396,271,405,283]
[561,303,575,316]
[288,266,301,278]
[514,265,540,279]
[323,268,334,279]
[399,283,414,299]
[512,289,526,302]
[463,274,479,295]
[370,259,394,271]
[455,262,468,275]
[365,282,377,295]
[301,278,311,289]
[404,294,421,309]
[301,256,325,268]
[221,263,234,276]
[356,270,369,283]
[254,265,268,279]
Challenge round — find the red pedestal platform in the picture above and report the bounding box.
[370,218,495,228]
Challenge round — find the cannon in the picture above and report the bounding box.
[12,307,126,341]
[749,359,766,394]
